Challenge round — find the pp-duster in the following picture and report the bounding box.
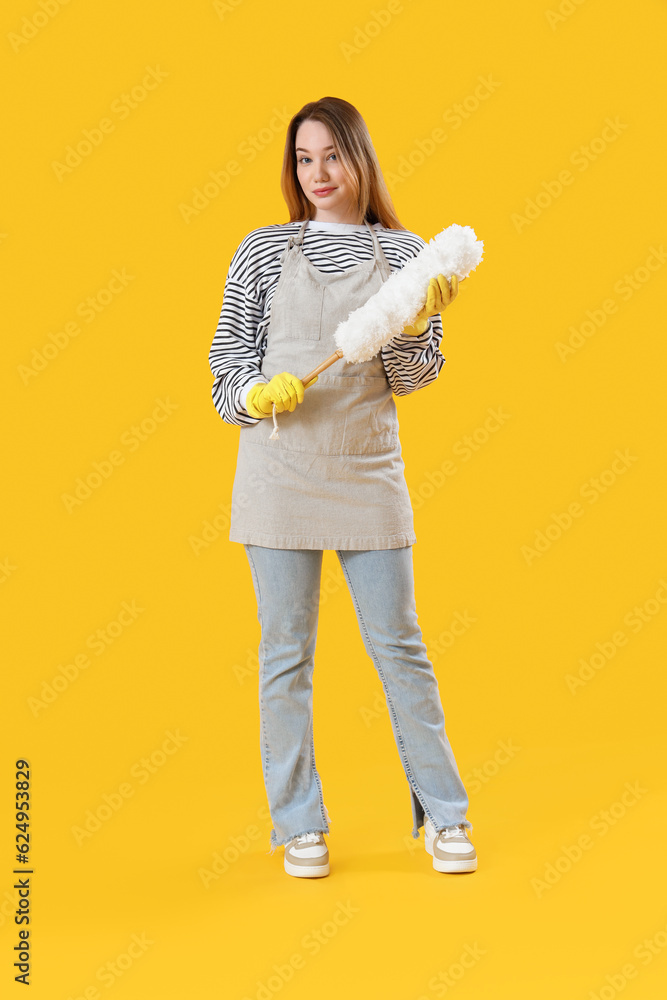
[334,222,484,364]
[268,223,484,438]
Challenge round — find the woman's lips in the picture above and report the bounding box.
[313,188,335,196]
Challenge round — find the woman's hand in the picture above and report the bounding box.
[246,372,314,418]
[402,273,459,336]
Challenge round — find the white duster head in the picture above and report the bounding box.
[334,223,484,364]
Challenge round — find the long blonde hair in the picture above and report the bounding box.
[280,97,405,230]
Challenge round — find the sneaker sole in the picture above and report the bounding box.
[425,833,477,873]
[284,858,330,878]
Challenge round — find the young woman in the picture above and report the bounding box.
[208,96,476,877]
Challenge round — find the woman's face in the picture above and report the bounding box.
[295,120,358,223]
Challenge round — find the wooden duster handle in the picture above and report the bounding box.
[301,349,344,388]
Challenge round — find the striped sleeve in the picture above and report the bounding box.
[208,238,268,427]
[380,235,446,396]
[381,314,445,396]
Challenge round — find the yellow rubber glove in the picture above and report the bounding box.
[245,372,315,418]
[402,273,459,336]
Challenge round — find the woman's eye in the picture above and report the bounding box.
[297,154,337,163]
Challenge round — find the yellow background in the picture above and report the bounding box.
[3,0,666,996]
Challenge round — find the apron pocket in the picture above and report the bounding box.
[242,375,399,456]
[269,281,323,342]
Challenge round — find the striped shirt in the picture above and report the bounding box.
[208,219,445,426]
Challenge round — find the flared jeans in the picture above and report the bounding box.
[244,544,471,851]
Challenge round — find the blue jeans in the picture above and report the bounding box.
[244,544,471,851]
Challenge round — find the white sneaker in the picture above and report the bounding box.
[424,818,477,873]
[284,832,330,878]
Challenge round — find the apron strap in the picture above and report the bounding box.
[283,217,389,271]
[364,219,392,276]
[364,219,383,265]
[289,218,309,248]
[280,218,309,263]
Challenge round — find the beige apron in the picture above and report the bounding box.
[229,218,416,550]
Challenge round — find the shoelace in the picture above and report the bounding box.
[295,832,323,845]
[439,825,467,840]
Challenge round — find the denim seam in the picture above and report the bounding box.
[311,725,329,833]
[337,551,438,833]
[244,547,270,788]
[303,554,328,833]
[248,546,329,853]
